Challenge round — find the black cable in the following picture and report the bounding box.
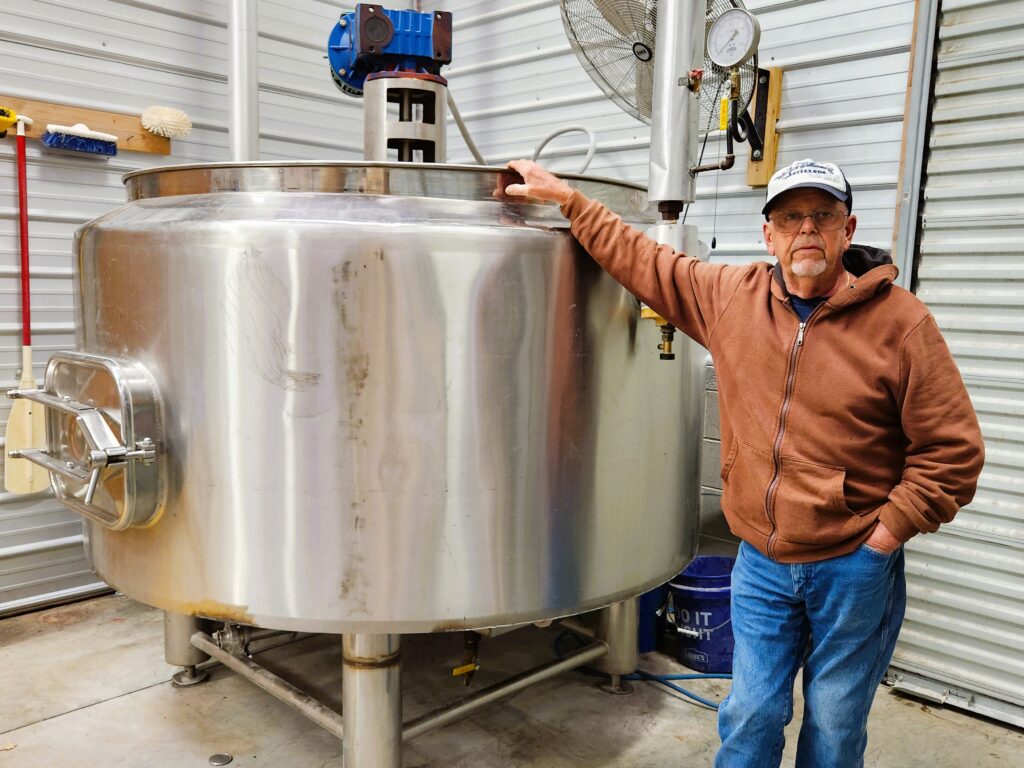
[682,78,725,225]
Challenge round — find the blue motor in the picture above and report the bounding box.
[327,4,453,96]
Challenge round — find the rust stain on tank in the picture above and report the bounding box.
[333,261,353,331]
[179,599,255,625]
[345,351,370,395]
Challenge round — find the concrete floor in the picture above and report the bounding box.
[1,595,1022,767]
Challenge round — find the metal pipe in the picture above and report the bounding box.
[398,91,414,161]
[246,627,290,643]
[692,153,735,175]
[399,91,413,122]
[648,0,704,204]
[191,632,345,740]
[558,617,595,639]
[165,612,210,667]
[343,634,402,768]
[402,640,608,741]
[193,631,313,674]
[228,0,259,160]
[243,631,314,656]
[594,598,639,677]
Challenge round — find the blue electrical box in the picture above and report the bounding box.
[327,4,452,96]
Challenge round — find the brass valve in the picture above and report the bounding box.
[641,305,676,360]
[452,631,481,686]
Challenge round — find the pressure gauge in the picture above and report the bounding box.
[707,8,761,68]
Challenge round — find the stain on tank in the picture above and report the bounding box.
[345,352,370,395]
[178,599,255,625]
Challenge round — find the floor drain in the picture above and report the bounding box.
[209,754,233,766]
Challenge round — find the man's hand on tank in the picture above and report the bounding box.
[504,160,574,205]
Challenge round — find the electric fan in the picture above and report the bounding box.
[560,0,758,135]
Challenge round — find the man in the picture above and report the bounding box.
[504,158,985,767]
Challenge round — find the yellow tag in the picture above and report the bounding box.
[452,662,479,677]
[719,98,729,132]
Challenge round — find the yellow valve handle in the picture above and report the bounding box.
[452,662,480,677]
[719,97,729,132]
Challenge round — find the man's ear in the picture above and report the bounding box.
[844,213,857,248]
[763,220,775,256]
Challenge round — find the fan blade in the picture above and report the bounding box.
[592,0,648,39]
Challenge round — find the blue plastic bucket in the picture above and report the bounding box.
[668,556,735,673]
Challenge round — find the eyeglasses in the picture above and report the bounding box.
[770,210,846,233]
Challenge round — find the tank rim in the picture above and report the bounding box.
[121,161,655,220]
[122,160,646,192]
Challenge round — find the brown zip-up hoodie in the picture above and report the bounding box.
[561,190,985,563]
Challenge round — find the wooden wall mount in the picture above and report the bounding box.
[746,68,783,187]
[0,95,171,155]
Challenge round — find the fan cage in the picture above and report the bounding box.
[561,0,758,135]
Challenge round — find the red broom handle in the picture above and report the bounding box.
[16,129,30,346]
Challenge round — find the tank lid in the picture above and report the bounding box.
[122,162,654,221]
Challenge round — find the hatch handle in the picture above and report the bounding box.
[7,388,158,504]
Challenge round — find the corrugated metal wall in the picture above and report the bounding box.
[888,0,1024,726]
[0,0,385,616]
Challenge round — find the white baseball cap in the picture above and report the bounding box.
[762,159,852,217]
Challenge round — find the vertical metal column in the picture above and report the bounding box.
[343,633,402,768]
[228,0,260,161]
[594,598,639,694]
[165,612,210,686]
[648,0,705,205]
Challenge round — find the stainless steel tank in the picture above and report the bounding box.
[34,162,704,633]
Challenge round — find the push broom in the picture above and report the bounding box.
[4,112,49,493]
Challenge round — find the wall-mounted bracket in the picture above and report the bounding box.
[743,67,783,187]
[0,95,171,155]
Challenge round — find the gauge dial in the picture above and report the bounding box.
[707,8,761,68]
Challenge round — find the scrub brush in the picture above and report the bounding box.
[140,105,192,138]
[41,123,118,156]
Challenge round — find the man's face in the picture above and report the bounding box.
[763,188,856,283]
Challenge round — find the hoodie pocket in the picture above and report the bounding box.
[720,441,739,480]
[720,440,775,535]
[774,456,854,545]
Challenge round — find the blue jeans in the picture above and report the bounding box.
[715,540,906,768]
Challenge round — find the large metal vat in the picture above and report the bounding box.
[42,162,703,633]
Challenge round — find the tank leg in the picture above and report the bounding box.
[343,633,402,768]
[164,611,210,687]
[594,598,639,695]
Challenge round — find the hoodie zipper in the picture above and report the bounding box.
[764,305,821,559]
